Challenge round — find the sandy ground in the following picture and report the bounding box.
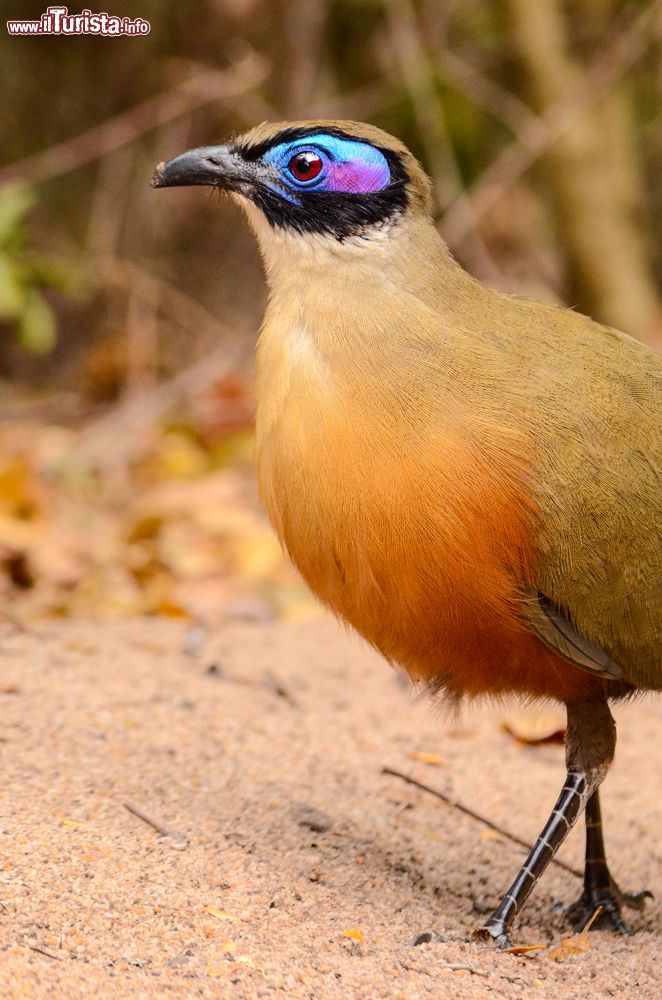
[0,615,658,999]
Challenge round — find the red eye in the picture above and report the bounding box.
[288,151,323,182]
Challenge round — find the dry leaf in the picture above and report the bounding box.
[0,418,304,621]
[547,906,603,961]
[504,943,546,955]
[215,943,265,975]
[501,708,566,745]
[206,908,240,922]
[408,751,447,767]
[56,813,89,829]
[235,954,264,974]
[342,928,365,943]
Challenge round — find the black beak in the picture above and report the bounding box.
[152,145,245,190]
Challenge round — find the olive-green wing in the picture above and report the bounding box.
[526,591,624,681]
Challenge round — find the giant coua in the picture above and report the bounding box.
[153,121,660,947]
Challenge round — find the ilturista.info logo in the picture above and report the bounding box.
[7,5,151,35]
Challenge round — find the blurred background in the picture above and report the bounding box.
[1,0,661,625]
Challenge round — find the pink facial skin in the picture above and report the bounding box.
[325,158,391,194]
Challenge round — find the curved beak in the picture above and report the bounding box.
[152,145,245,190]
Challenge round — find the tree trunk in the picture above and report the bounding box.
[505,0,659,341]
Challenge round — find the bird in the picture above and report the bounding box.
[153,120,660,947]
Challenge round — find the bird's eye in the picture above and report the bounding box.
[287,151,323,183]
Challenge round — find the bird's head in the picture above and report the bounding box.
[153,120,435,276]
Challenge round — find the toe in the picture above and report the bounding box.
[473,925,513,949]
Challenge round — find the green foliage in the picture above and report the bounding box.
[0,184,57,355]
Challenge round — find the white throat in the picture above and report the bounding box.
[232,193,400,291]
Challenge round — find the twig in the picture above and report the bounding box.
[441,0,662,244]
[384,0,461,208]
[205,664,298,708]
[123,802,188,849]
[384,0,504,283]
[28,945,60,960]
[96,256,240,350]
[403,952,489,975]
[440,962,488,977]
[0,54,265,188]
[76,341,249,466]
[436,49,540,137]
[382,767,582,879]
[73,256,253,466]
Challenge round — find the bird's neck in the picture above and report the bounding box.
[247,205,499,446]
[240,199,476,325]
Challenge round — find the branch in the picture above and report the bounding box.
[0,53,266,188]
[383,766,582,879]
[441,0,662,245]
[436,48,540,136]
[75,257,254,465]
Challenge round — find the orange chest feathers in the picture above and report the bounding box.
[255,324,594,703]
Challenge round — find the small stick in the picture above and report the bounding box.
[123,802,188,849]
[403,957,489,977]
[28,945,60,961]
[382,767,582,879]
[440,963,488,977]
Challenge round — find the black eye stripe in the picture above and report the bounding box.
[233,126,410,239]
[249,178,408,240]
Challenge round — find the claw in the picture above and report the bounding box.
[622,889,654,911]
[566,881,652,934]
[473,924,513,949]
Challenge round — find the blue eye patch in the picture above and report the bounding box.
[262,133,391,198]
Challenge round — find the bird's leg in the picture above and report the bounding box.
[474,697,616,948]
[565,787,652,933]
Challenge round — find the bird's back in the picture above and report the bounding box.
[494,293,662,689]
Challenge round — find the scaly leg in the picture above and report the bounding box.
[475,697,616,948]
[566,788,652,933]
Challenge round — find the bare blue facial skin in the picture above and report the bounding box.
[262,133,391,201]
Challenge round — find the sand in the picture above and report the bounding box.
[0,615,658,998]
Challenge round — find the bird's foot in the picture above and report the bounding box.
[472,920,513,950]
[566,878,653,934]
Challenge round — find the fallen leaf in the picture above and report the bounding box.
[215,943,265,975]
[342,928,365,943]
[157,599,191,619]
[56,813,89,829]
[504,943,546,955]
[501,708,566,745]
[206,908,240,923]
[235,954,264,974]
[408,751,447,767]
[547,906,603,961]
